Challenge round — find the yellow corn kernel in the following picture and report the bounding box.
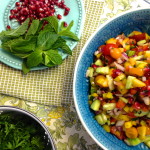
[118,115,130,121]
[106,38,117,44]
[140,120,146,126]
[91,93,98,97]
[103,124,110,132]
[131,121,137,126]
[124,106,130,113]
[124,121,132,128]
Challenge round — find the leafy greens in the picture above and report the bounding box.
[0,16,79,74]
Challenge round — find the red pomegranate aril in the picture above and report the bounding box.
[38,8,44,13]
[65,7,70,11]
[10,9,15,14]
[17,7,22,11]
[9,15,15,20]
[6,25,11,30]
[15,2,20,6]
[64,10,69,16]
[63,22,68,27]
[57,14,62,19]
[29,5,36,11]
[20,16,26,21]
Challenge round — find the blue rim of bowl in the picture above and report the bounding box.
[0,0,85,71]
[0,105,56,150]
[73,7,150,150]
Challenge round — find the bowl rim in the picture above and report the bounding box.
[0,105,56,150]
[73,7,150,150]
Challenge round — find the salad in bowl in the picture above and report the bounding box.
[86,30,150,147]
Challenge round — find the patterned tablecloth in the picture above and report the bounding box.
[0,0,150,150]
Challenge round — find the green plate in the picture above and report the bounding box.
[0,0,85,70]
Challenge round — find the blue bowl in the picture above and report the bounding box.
[73,8,150,150]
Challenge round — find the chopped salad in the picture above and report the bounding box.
[86,31,150,147]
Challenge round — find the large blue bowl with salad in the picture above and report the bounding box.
[73,8,150,150]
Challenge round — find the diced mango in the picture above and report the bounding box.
[137,126,146,137]
[132,78,146,88]
[144,51,150,58]
[106,38,117,44]
[95,75,108,87]
[125,121,133,128]
[125,127,138,139]
[103,124,110,132]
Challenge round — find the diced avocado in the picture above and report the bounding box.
[134,110,149,117]
[90,100,101,111]
[124,138,141,146]
[106,75,114,91]
[137,40,146,46]
[96,66,109,75]
[103,103,116,110]
[95,59,103,66]
[119,97,128,103]
[125,76,135,89]
[103,92,113,99]
[95,113,107,125]
[114,73,126,81]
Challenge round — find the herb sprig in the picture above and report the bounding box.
[0,16,79,74]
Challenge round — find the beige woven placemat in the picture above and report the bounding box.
[0,0,104,106]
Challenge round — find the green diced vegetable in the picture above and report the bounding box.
[119,97,128,103]
[95,59,103,66]
[95,113,107,125]
[125,76,135,89]
[90,100,101,111]
[103,103,116,110]
[96,66,109,75]
[124,138,141,146]
[127,50,135,57]
[137,40,146,46]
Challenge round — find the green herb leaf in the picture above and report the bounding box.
[44,50,63,66]
[26,49,43,68]
[44,16,58,33]
[22,61,30,74]
[60,20,74,31]
[26,19,40,37]
[52,37,72,55]
[37,31,59,50]
[0,18,30,38]
[58,21,79,41]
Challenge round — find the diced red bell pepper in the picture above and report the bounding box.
[116,100,126,109]
[127,112,137,118]
[129,88,138,95]
[132,102,141,110]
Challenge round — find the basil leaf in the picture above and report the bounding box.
[22,61,30,74]
[0,18,29,38]
[61,44,72,55]
[37,31,59,50]
[26,50,43,68]
[13,53,31,58]
[44,16,58,33]
[44,50,63,66]
[60,21,74,31]
[26,19,39,37]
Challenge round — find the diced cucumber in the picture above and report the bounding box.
[133,55,144,61]
[95,113,107,125]
[125,76,135,89]
[124,138,141,146]
[137,40,146,46]
[106,75,114,90]
[95,59,103,66]
[103,103,116,110]
[96,66,109,75]
[90,100,101,111]
[90,86,97,94]
[127,50,135,57]
[134,110,148,117]
[119,97,128,103]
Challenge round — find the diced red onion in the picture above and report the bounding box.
[142,97,150,105]
[114,108,121,116]
[142,76,146,81]
[122,52,128,60]
[116,120,125,127]
[117,58,123,64]
[114,62,125,71]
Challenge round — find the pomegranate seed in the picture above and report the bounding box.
[128,97,134,104]
[63,22,68,27]
[9,15,15,20]
[6,25,11,30]
[65,7,70,11]
[29,5,36,11]
[38,8,44,13]
[64,10,69,16]
[15,2,20,6]
[57,14,62,19]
